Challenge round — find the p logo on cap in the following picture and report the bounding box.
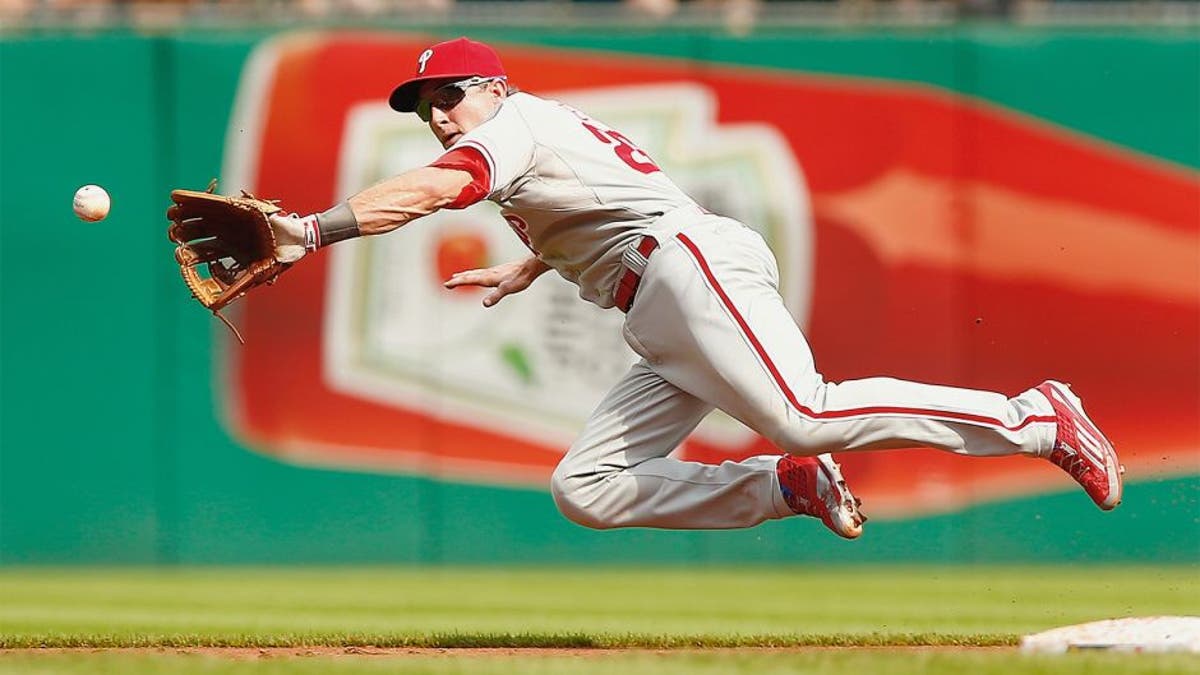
[417,49,434,74]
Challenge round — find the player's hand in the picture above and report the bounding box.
[269,213,308,264]
[443,257,551,307]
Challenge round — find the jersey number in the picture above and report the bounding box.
[581,121,661,175]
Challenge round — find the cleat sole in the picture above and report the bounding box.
[1042,381,1124,511]
[816,454,864,540]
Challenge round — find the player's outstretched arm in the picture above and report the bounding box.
[348,166,474,235]
[443,256,552,307]
[269,166,475,263]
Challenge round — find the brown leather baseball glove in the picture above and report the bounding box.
[167,183,292,342]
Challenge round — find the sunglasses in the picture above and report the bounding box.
[415,76,504,122]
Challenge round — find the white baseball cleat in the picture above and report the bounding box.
[777,453,866,539]
[1036,380,1124,510]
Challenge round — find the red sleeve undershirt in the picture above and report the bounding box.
[429,146,491,210]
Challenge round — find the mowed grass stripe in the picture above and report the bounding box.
[1,565,1195,649]
[3,651,1200,675]
[0,631,1017,649]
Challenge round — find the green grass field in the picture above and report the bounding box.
[1,566,1197,673]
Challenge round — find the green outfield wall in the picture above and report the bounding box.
[1,26,1197,564]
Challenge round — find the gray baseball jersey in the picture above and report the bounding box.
[445,91,698,307]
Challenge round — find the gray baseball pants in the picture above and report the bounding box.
[551,216,1058,530]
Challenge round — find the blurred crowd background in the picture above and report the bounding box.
[2,0,1197,31]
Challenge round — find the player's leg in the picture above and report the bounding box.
[626,217,1121,510]
[550,359,861,534]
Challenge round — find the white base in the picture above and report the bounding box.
[1021,616,1200,653]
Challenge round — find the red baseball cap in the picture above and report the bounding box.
[389,37,506,113]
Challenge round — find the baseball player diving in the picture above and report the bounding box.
[253,37,1124,538]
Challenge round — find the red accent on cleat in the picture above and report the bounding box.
[776,453,865,539]
[1036,381,1124,511]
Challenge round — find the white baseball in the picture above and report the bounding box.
[73,184,110,222]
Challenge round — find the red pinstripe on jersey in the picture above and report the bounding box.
[675,232,1056,431]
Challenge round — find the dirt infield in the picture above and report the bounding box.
[2,646,1011,659]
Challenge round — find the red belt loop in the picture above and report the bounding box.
[615,236,660,313]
